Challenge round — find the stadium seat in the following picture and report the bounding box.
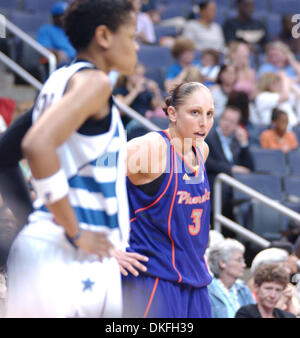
[9,10,51,37]
[292,125,300,144]
[265,13,282,40]
[233,173,282,201]
[145,66,165,91]
[247,124,268,147]
[23,0,64,13]
[154,25,178,44]
[160,4,192,20]
[287,150,300,176]
[269,0,299,14]
[283,175,300,199]
[138,45,174,69]
[233,173,283,241]
[253,0,269,11]
[150,116,169,129]
[250,147,287,177]
[0,0,20,11]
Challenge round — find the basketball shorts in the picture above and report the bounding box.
[122,273,211,318]
[5,220,122,318]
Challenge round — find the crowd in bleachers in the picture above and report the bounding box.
[1,0,300,318]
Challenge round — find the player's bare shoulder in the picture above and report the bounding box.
[127,131,168,185]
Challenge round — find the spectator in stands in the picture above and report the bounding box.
[36,2,76,67]
[207,238,255,318]
[210,63,238,119]
[131,0,156,44]
[164,36,199,92]
[222,0,267,53]
[257,41,300,80]
[276,14,300,56]
[205,105,254,222]
[113,63,163,138]
[260,108,298,153]
[247,248,300,317]
[254,72,299,129]
[199,48,221,87]
[182,1,225,53]
[227,90,251,129]
[226,41,256,99]
[236,263,296,318]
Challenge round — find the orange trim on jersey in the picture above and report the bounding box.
[143,277,159,318]
[168,156,182,284]
[130,217,136,223]
[133,146,174,215]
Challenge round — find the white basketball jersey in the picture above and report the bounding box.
[30,61,130,247]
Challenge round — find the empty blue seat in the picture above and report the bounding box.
[10,10,51,36]
[23,0,64,13]
[248,124,268,146]
[265,13,282,40]
[287,150,300,176]
[160,4,191,20]
[270,0,299,14]
[138,45,174,69]
[0,0,20,10]
[233,173,282,201]
[154,25,178,44]
[250,147,287,177]
[233,173,283,241]
[283,175,300,198]
[145,66,165,91]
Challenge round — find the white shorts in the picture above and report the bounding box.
[5,220,122,318]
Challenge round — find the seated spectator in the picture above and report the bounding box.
[226,90,251,130]
[36,2,76,67]
[236,263,296,318]
[114,63,163,139]
[182,1,225,53]
[247,248,300,317]
[164,36,199,92]
[210,63,238,119]
[199,48,221,87]
[257,41,300,80]
[276,14,300,56]
[131,0,156,44]
[207,238,255,318]
[222,0,267,54]
[254,72,299,129]
[260,108,299,153]
[205,106,254,222]
[226,41,256,99]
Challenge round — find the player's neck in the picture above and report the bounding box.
[77,49,109,74]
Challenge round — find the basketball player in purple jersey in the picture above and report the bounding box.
[119,82,215,318]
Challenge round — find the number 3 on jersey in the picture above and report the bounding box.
[188,209,203,236]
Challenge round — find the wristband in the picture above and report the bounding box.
[32,168,69,205]
[65,228,82,249]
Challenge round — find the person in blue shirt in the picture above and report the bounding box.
[36,2,76,68]
[164,36,200,93]
[207,238,255,318]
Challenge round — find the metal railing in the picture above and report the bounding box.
[0,17,56,88]
[213,173,300,248]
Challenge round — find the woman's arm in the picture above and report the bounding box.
[22,69,114,259]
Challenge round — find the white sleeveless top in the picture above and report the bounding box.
[29,61,130,247]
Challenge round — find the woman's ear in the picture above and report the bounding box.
[167,106,177,123]
[219,260,227,270]
[94,25,112,50]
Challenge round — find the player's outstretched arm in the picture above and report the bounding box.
[21,70,114,259]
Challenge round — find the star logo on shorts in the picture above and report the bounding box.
[82,278,95,292]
